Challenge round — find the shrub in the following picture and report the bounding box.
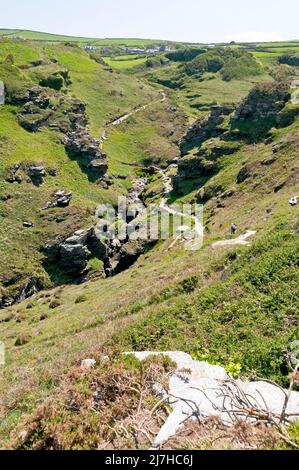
[179,276,199,293]
[49,299,61,309]
[39,74,64,91]
[278,54,299,67]
[166,48,206,62]
[75,294,88,304]
[220,53,263,81]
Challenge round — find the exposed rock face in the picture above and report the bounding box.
[105,240,146,277]
[0,80,5,105]
[17,85,108,178]
[232,82,290,121]
[63,126,108,177]
[17,86,55,131]
[59,243,91,273]
[0,277,38,309]
[5,164,22,184]
[55,191,73,208]
[236,162,260,184]
[173,138,240,194]
[179,105,234,154]
[176,154,218,180]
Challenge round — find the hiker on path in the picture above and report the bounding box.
[230,223,237,235]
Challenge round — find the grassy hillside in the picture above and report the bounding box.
[0,39,170,303]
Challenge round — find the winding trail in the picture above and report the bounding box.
[98,90,255,252]
[155,165,204,251]
[98,89,203,251]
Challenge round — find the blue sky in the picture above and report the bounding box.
[1,0,298,43]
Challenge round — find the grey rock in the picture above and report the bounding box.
[65,228,94,246]
[54,190,72,207]
[130,351,299,448]
[60,243,90,272]
[232,82,290,121]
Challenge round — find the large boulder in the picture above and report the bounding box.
[65,228,94,246]
[57,227,109,275]
[60,243,90,273]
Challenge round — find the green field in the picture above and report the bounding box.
[104,56,147,70]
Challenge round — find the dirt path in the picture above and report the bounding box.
[100,91,166,150]
[155,165,203,251]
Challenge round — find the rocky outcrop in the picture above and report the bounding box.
[46,227,109,276]
[39,69,71,91]
[42,190,73,210]
[105,240,147,277]
[176,154,218,179]
[232,82,290,121]
[59,243,91,273]
[173,138,240,194]
[63,126,108,177]
[17,85,108,179]
[236,162,260,184]
[0,277,38,309]
[5,164,23,184]
[28,165,46,185]
[5,163,58,186]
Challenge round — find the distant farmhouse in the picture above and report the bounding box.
[84,44,172,56]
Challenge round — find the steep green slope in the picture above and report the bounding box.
[0,39,169,304]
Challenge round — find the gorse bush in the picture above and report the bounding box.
[220,53,263,81]
[166,47,206,62]
[184,48,262,81]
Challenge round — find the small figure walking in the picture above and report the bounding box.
[230,223,237,235]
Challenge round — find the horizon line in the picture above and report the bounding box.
[0,27,298,45]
